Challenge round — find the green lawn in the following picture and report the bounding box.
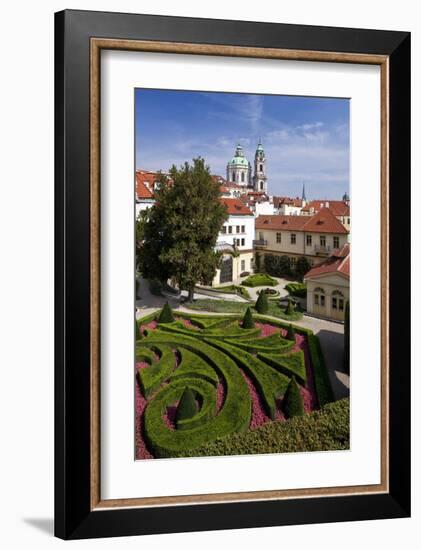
[186,299,303,321]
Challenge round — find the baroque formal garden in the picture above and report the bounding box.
[135,303,349,459]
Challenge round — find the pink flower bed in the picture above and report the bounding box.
[134,317,319,458]
[140,320,157,333]
[240,370,285,430]
[135,370,154,460]
[255,322,279,338]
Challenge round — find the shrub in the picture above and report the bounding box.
[240,271,250,277]
[158,301,175,323]
[255,290,269,314]
[286,323,295,341]
[142,333,252,457]
[241,273,277,287]
[176,387,197,426]
[295,256,312,281]
[307,334,334,406]
[283,376,304,418]
[242,307,255,328]
[207,338,289,420]
[135,319,142,341]
[254,252,261,272]
[259,287,278,296]
[285,282,307,298]
[258,350,306,384]
[137,344,175,397]
[285,299,295,316]
[180,398,350,457]
[264,254,291,277]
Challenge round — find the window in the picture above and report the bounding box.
[236,239,241,246]
[291,233,296,245]
[241,225,245,233]
[232,172,236,182]
[260,181,264,190]
[306,234,312,246]
[276,232,282,243]
[314,287,325,308]
[259,232,264,240]
[259,164,263,171]
[290,257,296,266]
[241,172,245,182]
[333,236,339,248]
[347,218,350,224]
[236,225,240,233]
[320,235,326,247]
[228,226,232,234]
[221,226,227,234]
[241,238,245,246]
[332,290,344,311]
[241,260,245,271]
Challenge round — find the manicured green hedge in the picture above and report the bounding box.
[207,338,289,420]
[176,387,197,426]
[178,398,350,457]
[255,290,269,314]
[283,376,304,418]
[242,307,255,328]
[258,350,306,384]
[285,282,307,298]
[142,331,251,457]
[158,302,175,323]
[223,335,294,355]
[135,346,155,364]
[307,334,334,406]
[212,284,251,299]
[159,321,260,340]
[241,273,278,287]
[137,344,175,397]
[170,347,219,385]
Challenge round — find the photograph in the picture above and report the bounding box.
[134,89,351,460]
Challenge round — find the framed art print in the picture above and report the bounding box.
[55,10,410,539]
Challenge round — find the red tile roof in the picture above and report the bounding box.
[307,200,350,217]
[304,243,350,279]
[135,171,154,199]
[221,197,253,216]
[256,208,348,234]
[273,196,303,208]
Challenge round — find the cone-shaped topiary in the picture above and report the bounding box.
[135,319,142,340]
[286,323,295,341]
[283,376,304,418]
[286,298,295,315]
[176,387,197,427]
[255,290,269,314]
[242,306,255,329]
[158,301,175,324]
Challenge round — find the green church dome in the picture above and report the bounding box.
[230,156,249,166]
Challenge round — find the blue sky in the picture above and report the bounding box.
[135,89,349,199]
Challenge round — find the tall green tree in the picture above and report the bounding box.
[137,159,228,301]
[295,256,312,281]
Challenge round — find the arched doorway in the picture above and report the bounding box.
[331,290,345,321]
[313,287,326,316]
[219,255,233,284]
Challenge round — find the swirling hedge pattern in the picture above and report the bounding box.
[136,314,318,459]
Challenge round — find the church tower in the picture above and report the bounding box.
[252,140,267,193]
[226,144,251,186]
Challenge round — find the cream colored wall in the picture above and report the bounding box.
[211,251,253,286]
[256,228,348,259]
[305,273,349,320]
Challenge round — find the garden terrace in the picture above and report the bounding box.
[135,310,335,459]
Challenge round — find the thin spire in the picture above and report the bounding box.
[302,182,307,202]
